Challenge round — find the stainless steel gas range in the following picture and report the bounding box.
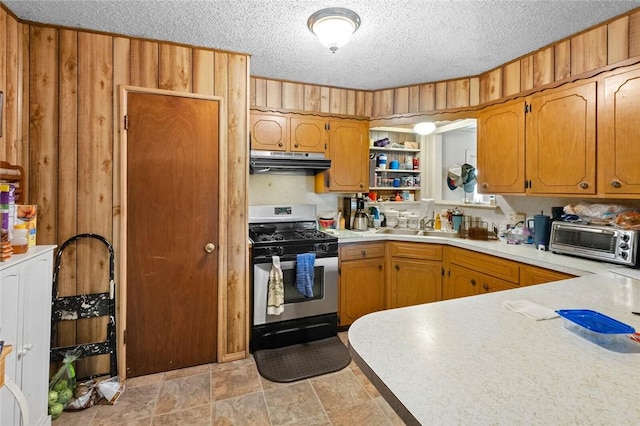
[248,204,339,351]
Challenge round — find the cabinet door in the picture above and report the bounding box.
[477,101,526,194]
[526,81,596,194]
[444,263,479,300]
[325,119,369,192]
[601,65,640,195]
[389,258,441,309]
[0,268,23,426]
[339,259,385,326]
[250,112,289,151]
[290,116,327,153]
[520,265,574,286]
[21,254,53,426]
[477,272,517,294]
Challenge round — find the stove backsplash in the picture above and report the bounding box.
[249,174,339,215]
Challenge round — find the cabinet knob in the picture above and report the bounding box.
[360,250,366,257]
[294,143,299,148]
[395,264,400,271]
[482,283,489,291]
[579,182,589,189]
[611,180,622,189]
[278,142,283,147]
[359,183,364,188]
[378,264,382,270]
[204,243,216,253]
[470,279,476,286]
[481,183,488,189]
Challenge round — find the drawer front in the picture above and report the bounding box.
[520,265,574,286]
[340,243,385,261]
[447,247,519,284]
[389,242,442,261]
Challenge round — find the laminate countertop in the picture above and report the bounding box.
[331,227,626,276]
[348,270,640,425]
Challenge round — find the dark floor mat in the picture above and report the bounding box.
[253,336,351,383]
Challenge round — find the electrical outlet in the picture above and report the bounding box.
[507,212,526,225]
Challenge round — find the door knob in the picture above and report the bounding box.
[204,243,216,253]
[579,182,589,189]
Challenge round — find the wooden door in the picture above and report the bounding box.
[325,119,369,192]
[476,101,526,194]
[339,259,385,326]
[526,81,596,194]
[290,116,327,153]
[389,258,441,309]
[601,65,640,195]
[250,112,288,151]
[126,91,219,377]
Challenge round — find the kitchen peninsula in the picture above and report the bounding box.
[348,269,640,424]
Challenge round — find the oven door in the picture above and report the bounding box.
[253,256,338,325]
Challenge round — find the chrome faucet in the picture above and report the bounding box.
[420,217,434,230]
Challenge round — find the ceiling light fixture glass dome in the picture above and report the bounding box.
[307,8,361,53]
[413,122,437,135]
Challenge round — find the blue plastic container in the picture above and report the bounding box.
[556,309,639,353]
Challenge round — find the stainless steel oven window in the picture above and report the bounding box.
[253,257,338,326]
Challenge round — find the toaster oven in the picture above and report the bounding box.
[549,222,638,266]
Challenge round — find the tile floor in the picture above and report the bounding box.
[57,333,405,425]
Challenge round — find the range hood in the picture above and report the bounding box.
[249,150,331,175]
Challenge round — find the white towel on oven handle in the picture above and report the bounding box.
[267,255,284,315]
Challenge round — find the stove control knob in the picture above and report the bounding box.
[204,243,216,253]
[620,251,628,260]
[316,243,328,253]
[621,234,630,242]
[619,243,629,251]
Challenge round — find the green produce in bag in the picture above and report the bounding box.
[48,350,79,420]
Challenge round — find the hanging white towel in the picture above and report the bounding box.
[267,255,284,315]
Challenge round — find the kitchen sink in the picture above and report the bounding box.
[421,230,459,237]
[375,228,459,237]
[376,228,422,236]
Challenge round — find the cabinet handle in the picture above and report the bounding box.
[360,250,366,257]
[579,182,589,189]
[470,279,476,286]
[611,180,622,189]
[395,264,400,271]
[482,283,489,291]
[481,183,488,189]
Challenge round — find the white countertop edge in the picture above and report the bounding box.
[0,245,57,270]
[335,229,625,276]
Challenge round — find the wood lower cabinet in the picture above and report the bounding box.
[316,119,369,193]
[520,265,575,286]
[339,243,385,327]
[387,242,442,309]
[446,263,517,299]
[600,64,640,196]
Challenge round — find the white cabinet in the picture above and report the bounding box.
[1,246,56,426]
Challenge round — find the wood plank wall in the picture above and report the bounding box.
[0,7,250,377]
[251,9,640,118]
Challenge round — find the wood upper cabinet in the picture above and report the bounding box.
[316,119,370,193]
[250,111,327,153]
[339,243,385,327]
[290,116,328,153]
[600,64,640,196]
[477,101,526,194]
[526,81,596,195]
[250,112,289,151]
[386,242,442,309]
[477,80,596,195]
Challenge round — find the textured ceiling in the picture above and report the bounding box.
[4,0,640,90]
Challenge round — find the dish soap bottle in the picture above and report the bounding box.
[434,214,441,230]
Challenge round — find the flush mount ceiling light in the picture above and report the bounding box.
[413,122,437,135]
[307,8,361,53]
